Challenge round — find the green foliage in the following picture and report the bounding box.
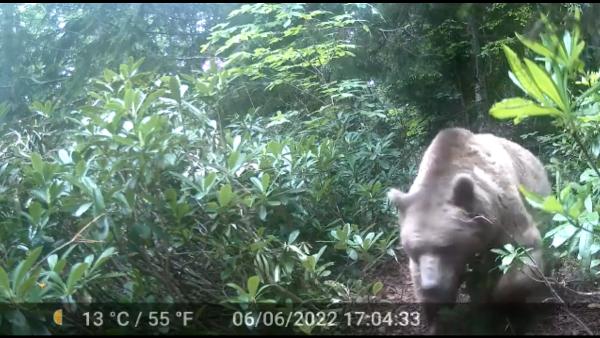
[3,2,600,334]
[2,5,413,334]
[491,8,600,275]
[490,244,536,274]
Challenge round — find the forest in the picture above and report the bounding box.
[1,3,600,335]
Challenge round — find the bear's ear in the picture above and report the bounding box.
[451,174,475,212]
[387,188,413,212]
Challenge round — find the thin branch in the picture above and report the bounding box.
[522,252,594,335]
[28,76,70,85]
[175,56,220,61]
[0,76,69,88]
[569,122,600,180]
[33,213,106,271]
[496,226,594,335]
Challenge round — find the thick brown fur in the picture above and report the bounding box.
[388,127,552,333]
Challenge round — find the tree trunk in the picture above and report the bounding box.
[1,5,16,103]
[467,7,489,132]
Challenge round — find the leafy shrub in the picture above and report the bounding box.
[1,4,423,334]
[490,8,600,275]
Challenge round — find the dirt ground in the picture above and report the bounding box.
[364,250,600,335]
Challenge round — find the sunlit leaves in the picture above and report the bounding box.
[489,97,562,123]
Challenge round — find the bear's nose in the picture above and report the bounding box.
[421,279,445,298]
[421,278,439,292]
[419,256,442,290]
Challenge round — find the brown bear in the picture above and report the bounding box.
[388,127,551,333]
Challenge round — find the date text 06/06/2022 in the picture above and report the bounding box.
[231,310,421,328]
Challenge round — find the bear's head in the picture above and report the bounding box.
[388,173,496,303]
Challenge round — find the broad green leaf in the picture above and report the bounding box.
[17,268,41,298]
[119,63,130,78]
[303,256,317,271]
[105,98,125,112]
[203,173,217,191]
[93,247,116,271]
[226,283,247,296]
[242,196,254,208]
[247,275,260,299]
[563,31,572,55]
[170,76,182,103]
[232,135,241,151]
[227,151,245,173]
[47,271,66,293]
[13,247,43,291]
[273,265,281,283]
[569,199,584,219]
[518,255,536,268]
[348,249,358,261]
[580,168,599,183]
[217,184,234,207]
[75,160,88,178]
[541,196,563,214]
[516,33,556,60]
[31,189,49,205]
[73,202,93,218]
[31,152,44,174]
[578,212,596,269]
[66,263,89,294]
[501,253,516,267]
[28,202,43,224]
[548,223,578,248]
[83,254,94,266]
[490,248,507,256]
[250,177,265,193]
[58,149,72,164]
[288,230,299,244]
[490,97,562,124]
[372,281,383,296]
[0,266,9,295]
[47,255,58,270]
[170,172,205,198]
[193,81,212,96]
[113,192,131,214]
[53,259,67,274]
[579,211,599,226]
[559,186,572,201]
[261,173,270,192]
[570,41,585,71]
[92,187,105,212]
[266,141,283,156]
[132,223,151,240]
[132,57,145,73]
[258,205,267,221]
[523,59,566,110]
[353,234,363,246]
[165,188,177,204]
[508,72,527,94]
[138,89,166,116]
[124,88,134,114]
[502,46,545,102]
[584,195,593,213]
[316,245,327,260]
[103,69,118,82]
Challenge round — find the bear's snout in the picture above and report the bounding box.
[419,254,457,302]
